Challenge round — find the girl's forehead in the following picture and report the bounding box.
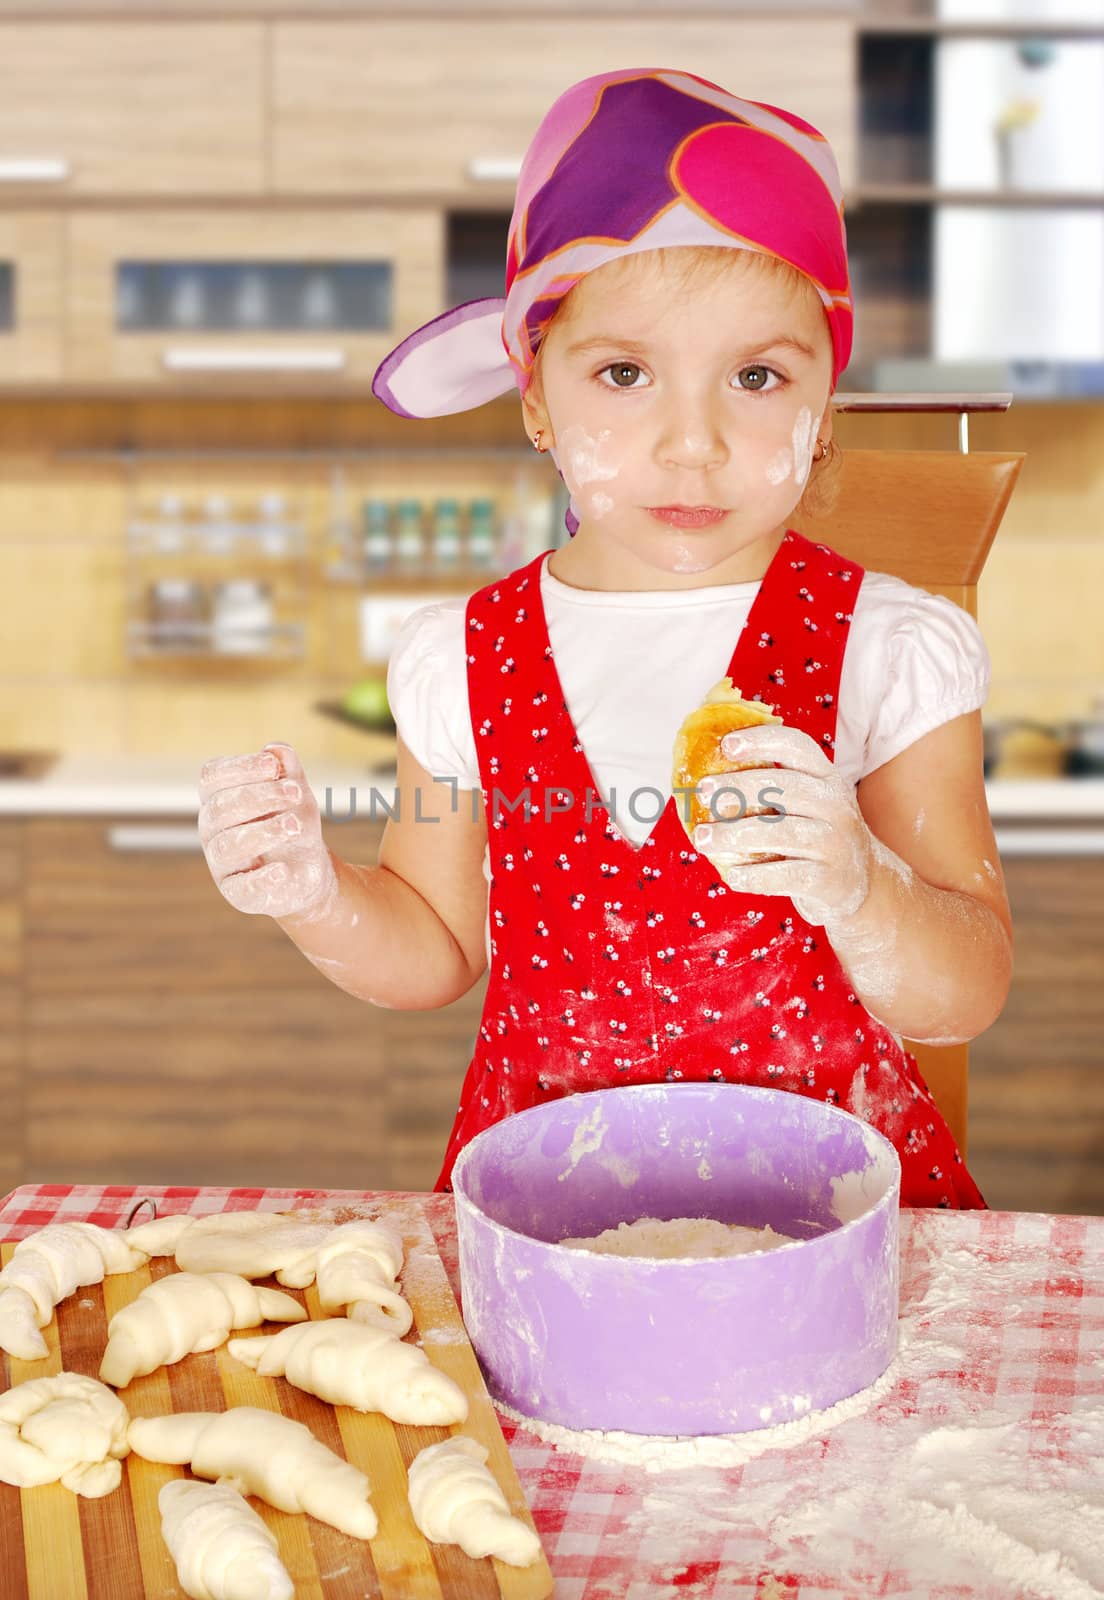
[562,257,825,341]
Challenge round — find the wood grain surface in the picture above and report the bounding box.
[0,1201,553,1598]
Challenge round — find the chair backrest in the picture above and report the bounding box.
[790,447,1025,1153]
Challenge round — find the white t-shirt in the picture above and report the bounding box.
[386,553,991,851]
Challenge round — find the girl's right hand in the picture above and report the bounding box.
[197,741,338,919]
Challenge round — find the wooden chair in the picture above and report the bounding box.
[790,442,1025,1153]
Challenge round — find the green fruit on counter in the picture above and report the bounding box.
[341,678,393,724]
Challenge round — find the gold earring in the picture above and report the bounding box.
[813,436,831,463]
[532,430,548,454]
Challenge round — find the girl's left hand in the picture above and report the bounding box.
[691,723,876,927]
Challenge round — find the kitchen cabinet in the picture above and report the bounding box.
[270,18,858,198]
[65,209,443,387]
[968,849,1104,1217]
[0,23,265,197]
[0,214,64,383]
[21,816,485,1191]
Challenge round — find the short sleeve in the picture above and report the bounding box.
[385,601,481,788]
[860,582,991,778]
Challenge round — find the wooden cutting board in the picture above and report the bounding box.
[0,1200,554,1599]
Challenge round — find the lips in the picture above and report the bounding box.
[648,506,729,528]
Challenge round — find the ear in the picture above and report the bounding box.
[519,371,552,442]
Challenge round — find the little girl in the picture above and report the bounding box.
[198,68,1012,1208]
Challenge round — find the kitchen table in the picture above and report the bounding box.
[1,1184,1101,1600]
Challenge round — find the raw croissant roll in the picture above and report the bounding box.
[228,1318,467,1426]
[315,1219,413,1336]
[129,1211,415,1333]
[164,1214,332,1287]
[99,1271,307,1388]
[123,1213,197,1258]
[672,675,784,856]
[128,1406,378,1540]
[407,1436,542,1568]
[159,1479,293,1600]
[0,1372,130,1498]
[0,1222,148,1360]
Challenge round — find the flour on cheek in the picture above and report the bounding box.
[765,407,820,489]
[558,422,621,521]
[791,407,820,489]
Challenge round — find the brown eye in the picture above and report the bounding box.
[736,365,783,394]
[600,362,643,388]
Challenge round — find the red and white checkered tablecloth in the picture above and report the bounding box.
[3,1184,1102,1600]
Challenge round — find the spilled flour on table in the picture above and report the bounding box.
[494,1213,1104,1599]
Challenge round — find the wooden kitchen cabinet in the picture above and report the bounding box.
[967,851,1104,1218]
[22,816,485,1192]
[64,208,443,386]
[0,215,64,384]
[271,18,858,199]
[0,23,265,197]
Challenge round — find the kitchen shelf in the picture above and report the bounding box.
[127,519,308,557]
[855,184,1104,205]
[126,619,306,659]
[323,560,498,588]
[860,3,1104,39]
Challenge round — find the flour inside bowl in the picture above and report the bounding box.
[558,1215,796,1259]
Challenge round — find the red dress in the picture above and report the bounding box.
[434,528,987,1209]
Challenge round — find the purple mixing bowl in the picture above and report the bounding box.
[451,1082,900,1435]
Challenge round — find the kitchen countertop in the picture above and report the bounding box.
[2,754,1104,823]
[0,753,397,818]
[2,1182,1101,1599]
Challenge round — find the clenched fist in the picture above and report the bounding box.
[198,742,338,919]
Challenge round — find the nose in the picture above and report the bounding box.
[655,390,730,475]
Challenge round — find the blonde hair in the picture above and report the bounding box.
[528,245,841,519]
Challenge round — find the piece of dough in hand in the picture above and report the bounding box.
[407,1436,542,1567]
[672,676,784,856]
[228,1318,467,1426]
[0,1372,130,1497]
[159,1478,293,1600]
[0,1222,148,1360]
[129,1407,377,1540]
[99,1272,307,1388]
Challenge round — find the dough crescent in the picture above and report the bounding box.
[228,1318,467,1426]
[99,1272,307,1388]
[0,1222,149,1360]
[0,1372,130,1497]
[314,1219,413,1336]
[407,1435,542,1567]
[129,1407,377,1540]
[159,1478,293,1600]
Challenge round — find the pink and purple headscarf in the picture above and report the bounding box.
[372,67,852,535]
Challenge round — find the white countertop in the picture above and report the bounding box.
[2,757,1104,827]
[0,754,398,818]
